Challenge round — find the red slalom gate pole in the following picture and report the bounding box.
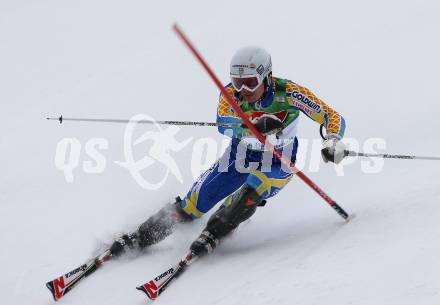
[173,23,349,221]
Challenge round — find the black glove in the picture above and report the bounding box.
[243,115,284,137]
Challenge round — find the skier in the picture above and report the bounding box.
[109,46,347,258]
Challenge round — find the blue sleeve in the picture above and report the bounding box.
[217,114,244,138]
[216,84,245,138]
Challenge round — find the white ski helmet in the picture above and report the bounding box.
[230,46,272,92]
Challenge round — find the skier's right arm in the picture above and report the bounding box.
[216,85,246,138]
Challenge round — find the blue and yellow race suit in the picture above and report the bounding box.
[180,77,346,219]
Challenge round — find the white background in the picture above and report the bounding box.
[1,0,439,304]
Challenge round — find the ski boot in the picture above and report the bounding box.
[110,196,192,256]
[110,233,138,257]
[190,230,219,256]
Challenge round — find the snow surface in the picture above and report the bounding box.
[1,0,440,304]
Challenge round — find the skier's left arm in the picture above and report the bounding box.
[287,82,347,164]
[216,85,246,138]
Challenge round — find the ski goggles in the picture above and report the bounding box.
[231,74,263,92]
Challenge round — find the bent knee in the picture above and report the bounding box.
[246,170,292,198]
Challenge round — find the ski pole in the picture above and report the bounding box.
[344,150,440,161]
[173,23,350,221]
[320,125,440,161]
[46,115,240,127]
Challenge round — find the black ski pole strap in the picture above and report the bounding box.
[319,124,326,140]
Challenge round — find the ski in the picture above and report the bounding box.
[136,251,198,300]
[46,249,111,301]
